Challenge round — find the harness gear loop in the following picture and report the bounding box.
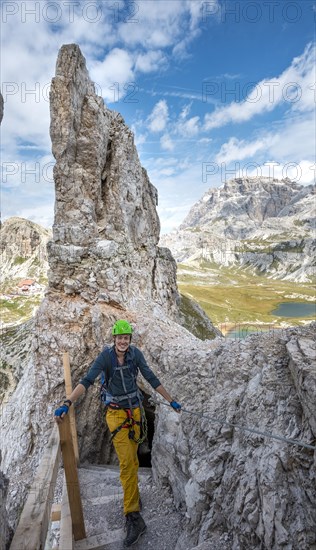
[110,406,147,444]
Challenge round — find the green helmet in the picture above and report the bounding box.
[112,319,133,335]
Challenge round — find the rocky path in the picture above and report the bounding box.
[73,464,184,550]
[47,461,232,550]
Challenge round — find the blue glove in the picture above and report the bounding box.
[54,404,69,418]
[170,401,181,412]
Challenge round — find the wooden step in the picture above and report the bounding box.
[74,519,153,550]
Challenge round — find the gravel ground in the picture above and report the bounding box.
[46,464,233,550]
[79,464,184,550]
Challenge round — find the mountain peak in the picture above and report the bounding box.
[181,177,307,230]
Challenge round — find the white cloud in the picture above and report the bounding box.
[9,204,54,229]
[133,132,147,148]
[176,115,200,137]
[116,0,214,55]
[204,42,316,130]
[213,111,315,186]
[148,100,169,132]
[216,112,315,164]
[91,49,134,102]
[135,50,167,73]
[268,114,315,161]
[160,133,175,151]
[215,135,277,164]
[237,160,315,186]
[180,103,192,119]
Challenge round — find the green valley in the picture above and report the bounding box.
[177,262,315,335]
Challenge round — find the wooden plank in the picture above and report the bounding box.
[59,473,74,550]
[74,520,154,550]
[51,503,61,522]
[10,424,61,550]
[58,415,86,541]
[63,351,80,464]
[74,527,124,550]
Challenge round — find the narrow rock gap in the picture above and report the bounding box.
[138,391,156,468]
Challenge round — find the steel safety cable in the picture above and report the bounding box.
[149,399,316,451]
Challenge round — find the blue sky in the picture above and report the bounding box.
[1,0,315,233]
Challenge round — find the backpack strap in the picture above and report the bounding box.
[100,345,139,405]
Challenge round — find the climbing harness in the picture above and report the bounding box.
[108,404,148,444]
[100,346,148,445]
[116,365,148,444]
[109,408,142,442]
[150,399,316,451]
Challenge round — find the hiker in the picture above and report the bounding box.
[54,319,181,547]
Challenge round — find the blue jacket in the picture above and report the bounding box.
[80,345,161,408]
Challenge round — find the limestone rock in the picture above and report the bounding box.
[178,294,223,340]
[161,178,316,282]
[48,44,178,316]
[0,217,50,284]
[0,43,182,526]
[1,47,315,550]
[0,451,12,550]
[152,323,316,549]
[181,177,304,231]
[0,321,34,404]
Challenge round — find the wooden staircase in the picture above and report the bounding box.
[9,353,183,550]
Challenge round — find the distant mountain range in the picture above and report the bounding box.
[1,178,315,289]
[0,217,51,286]
[160,177,316,282]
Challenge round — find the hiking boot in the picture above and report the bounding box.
[124,500,142,531]
[123,512,146,547]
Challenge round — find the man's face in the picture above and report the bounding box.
[114,334,131,353]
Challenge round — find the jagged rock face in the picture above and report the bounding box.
[181,178,306,231]
[152,323,316,549]
[161,178,315,282]
[0,44,182,525]
[0,217,50,283]
[0,451,12,550]
[0,321,34,405]
[179,294,222,340]
[49,44,176,314]
[1,47,315,550]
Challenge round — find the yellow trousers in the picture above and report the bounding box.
[106,407,141,515]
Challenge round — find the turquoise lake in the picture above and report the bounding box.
[271,302,316,318]
[226,302,315,339]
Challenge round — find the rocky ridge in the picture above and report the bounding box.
[161,178,316,282]
[0,217,50,286]
[0,46,315,550]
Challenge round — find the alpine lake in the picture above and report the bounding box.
[177,263,316,340]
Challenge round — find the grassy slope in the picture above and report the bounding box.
[0,277,47,325]
[177,261,315,332]
[0,296,43,324]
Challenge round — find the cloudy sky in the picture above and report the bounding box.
[1,0,315,233]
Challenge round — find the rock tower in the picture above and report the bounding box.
[1,46,315,550]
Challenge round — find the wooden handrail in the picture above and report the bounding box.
[10,353,86,549]
[10,425,61,550]
[63,351,79,464]
[57,415,86,541]
[59,472,74,549]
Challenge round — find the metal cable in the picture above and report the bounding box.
[149,399,316,451]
